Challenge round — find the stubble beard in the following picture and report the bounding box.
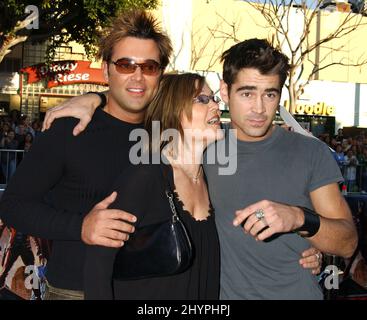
[238,120,274,141]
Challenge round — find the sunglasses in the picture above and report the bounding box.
[111,58,161,76]
[193,94,221,104]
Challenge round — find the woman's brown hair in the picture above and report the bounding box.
[144,72,206,152]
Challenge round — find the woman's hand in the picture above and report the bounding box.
[42,92,106,136]
[300,247,323,275]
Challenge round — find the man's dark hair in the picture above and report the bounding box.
[221,38,290,91]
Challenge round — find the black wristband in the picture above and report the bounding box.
[87,91,107,108]
[294,207,321,237]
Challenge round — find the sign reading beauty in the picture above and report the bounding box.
[21,60,107,88]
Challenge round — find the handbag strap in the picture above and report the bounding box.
[160,163,180,221]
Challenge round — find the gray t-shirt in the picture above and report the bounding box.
[203,124,343,300]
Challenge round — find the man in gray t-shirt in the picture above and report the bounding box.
[203,39,357,299]
[205,124,341,299]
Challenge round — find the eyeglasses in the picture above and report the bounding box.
[111,58,161,76]
[193,94,221,104]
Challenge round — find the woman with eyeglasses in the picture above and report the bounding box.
[82,72,222,299]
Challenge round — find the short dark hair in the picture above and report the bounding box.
[98,10,172,69]
[221,38,290,91]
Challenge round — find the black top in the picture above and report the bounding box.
[0,107,142,290]
[83,163,220,300]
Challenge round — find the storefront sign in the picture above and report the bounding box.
[20,61,107,88]
[284,100,336,116]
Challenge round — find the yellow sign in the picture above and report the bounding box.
[284,101,335,116]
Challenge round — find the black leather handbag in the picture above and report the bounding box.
[112,165,193,281]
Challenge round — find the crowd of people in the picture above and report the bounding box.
[0,111,42,182]
[319,128,367,192]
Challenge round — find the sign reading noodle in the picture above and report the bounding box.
[284,100,336,116]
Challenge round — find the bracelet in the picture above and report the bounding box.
[294,207,321,237]
[87,91,107,108]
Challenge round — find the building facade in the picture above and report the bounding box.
[0,41,107,120]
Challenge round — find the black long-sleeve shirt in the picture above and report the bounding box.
[0,107,142,290]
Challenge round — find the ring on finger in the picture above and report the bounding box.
[254,209,265,221]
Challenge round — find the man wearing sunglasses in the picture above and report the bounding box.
[0,10,172,299]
